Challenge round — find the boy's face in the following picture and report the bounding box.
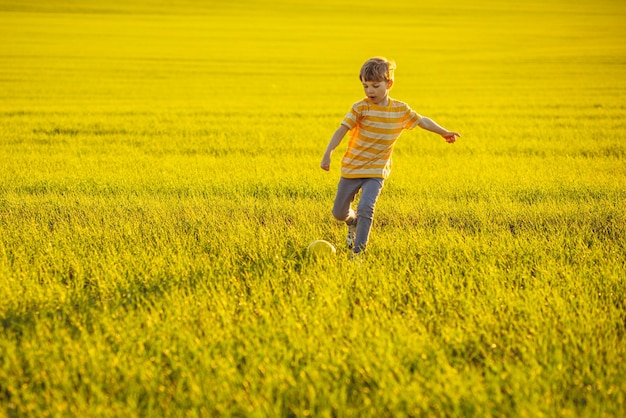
[361,79,393,105]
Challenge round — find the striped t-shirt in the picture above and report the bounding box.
[340,97,422,179]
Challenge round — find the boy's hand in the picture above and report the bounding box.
[442,132,461,144]
[320,154,331,171]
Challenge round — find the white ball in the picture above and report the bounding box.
[306,240,336,258]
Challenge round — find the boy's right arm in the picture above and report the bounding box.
[320,125,349,171]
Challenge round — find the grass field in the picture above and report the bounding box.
[1,0,626,416]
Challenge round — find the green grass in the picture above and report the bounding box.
[1,0,626,416]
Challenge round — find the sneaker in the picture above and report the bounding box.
[346,221,357,249]
[350,251,363,264]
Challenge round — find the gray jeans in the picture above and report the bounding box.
[332,177,385,253]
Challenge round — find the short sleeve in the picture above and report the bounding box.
[404,106,423,130]
[341,103,362,130]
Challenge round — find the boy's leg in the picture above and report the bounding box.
[332,177,362,225]
[353,178,384,254]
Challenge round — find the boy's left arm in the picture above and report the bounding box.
[418,117,461,143]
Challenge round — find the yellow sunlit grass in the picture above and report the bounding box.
[1,0,625,416]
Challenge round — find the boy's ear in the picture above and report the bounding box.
[387,79,394,89]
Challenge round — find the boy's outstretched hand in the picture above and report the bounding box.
[443,132,461,144]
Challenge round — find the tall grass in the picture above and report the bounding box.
[1,0,625,416]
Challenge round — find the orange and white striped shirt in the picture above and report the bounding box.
[340,97,422,179]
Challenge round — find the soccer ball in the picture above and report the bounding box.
[306,240,336,258]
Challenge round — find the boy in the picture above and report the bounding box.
[320,57,460,255]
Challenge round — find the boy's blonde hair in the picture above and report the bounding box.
[359,57,396,83]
